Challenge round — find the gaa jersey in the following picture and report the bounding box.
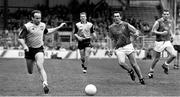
[74,22,93,39]
[153,18,172,41]
[108,21,137,48]
[173,24,180,45]
[19,22,48,48]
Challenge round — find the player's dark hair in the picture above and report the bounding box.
[31,10,41,18]
[163,9,169,13]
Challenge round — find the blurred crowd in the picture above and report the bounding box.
[0,0,152,50]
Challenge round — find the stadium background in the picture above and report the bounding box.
[0,0,179,58]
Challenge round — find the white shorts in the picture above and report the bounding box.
[173,35,180,45]
[115,43,135,56]
[154,41,176,53]
[115,43,135,63]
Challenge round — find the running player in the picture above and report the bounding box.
[173,24,180,69]
[18,10,66,94]
[74,12,96,73]
[108,11,145,85]
[148,9,177,78]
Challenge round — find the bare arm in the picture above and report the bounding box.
[18,39,27,48]
[106,27,115,56]
[18,26,29,51]
[107,27,115,50]
[128,23,139,37]
[152,21,167,35]
[46,23,66,34]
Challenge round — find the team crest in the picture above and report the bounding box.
[30,27,35,31]
[121,25,125,30]
[40,26,44,30]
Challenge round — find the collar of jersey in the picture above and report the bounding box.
[80,21,87,24]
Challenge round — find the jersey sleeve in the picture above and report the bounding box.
[90,24,94,33]
[19,25,28,39]
[44,28,48,34]
[127,23,138,34]
[74,24,78,34]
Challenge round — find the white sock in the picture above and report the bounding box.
[43,81,48,86]
[150,68,154,72]
[164,61,169,66]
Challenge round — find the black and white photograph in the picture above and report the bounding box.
[0,0,180,96]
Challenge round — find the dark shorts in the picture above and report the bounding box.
[25,46,44,60]
[174,45,180,52]
[78,38,91,50]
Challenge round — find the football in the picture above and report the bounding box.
[85,84,97,96]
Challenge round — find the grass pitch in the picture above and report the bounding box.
[0,58,180,96]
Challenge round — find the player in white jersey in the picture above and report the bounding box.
[18,10,66,94]
[173,24,180,69]
[74,12,96,73]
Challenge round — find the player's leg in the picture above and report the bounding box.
[25,59,35,74]
[79,39,92,73]
[148,50,161,78]
[150,51,161,71]
[174,52,180,69]
[165,46,176,64]
[173,45,180,69]
[84,47,91,72]
[35,52,49,94]
[78,39,88,73]
[115,50,136,81]
[24,49,35,74]
[176,52,180,69]
[79,48,87,73]
[162,44,177,74]
[127,52,145,84]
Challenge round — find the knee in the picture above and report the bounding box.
[173,51,177,57]
[81,57,85,62]
[170,52,177,58]
[36,60,44,66]
[131,63,138,67]
[172,54,176,58]
[36,66,45,73]
[154,57,160,62]
[118,62,125,66]
[81,56,88,61]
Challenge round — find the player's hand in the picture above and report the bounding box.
[105,50,113,57]
[59,22,66,28]
[170,37,173,43]
[77,37,85,41]
[162,31,168,35]
[133,30,140,40]
[133,35,140,41]
[24,46,29,52]
[170,34,175,43]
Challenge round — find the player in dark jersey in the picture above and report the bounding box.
[18,10,66,94]
[108,11,145,85]
[74,12,96,73]
[148,9,177,78]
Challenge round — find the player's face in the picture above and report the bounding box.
[32,13,41,25]
[114,13,122,23]
[80,14,87,23]
[162,11,170,20]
